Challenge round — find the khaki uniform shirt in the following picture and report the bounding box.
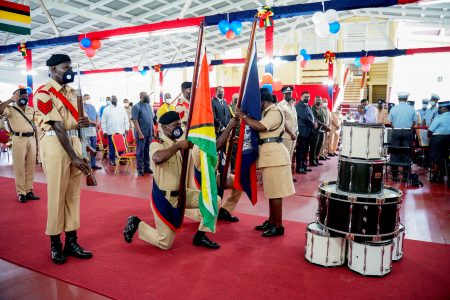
[277,99,298,140]
[34,78,79,134]
[257,104,291,168]
[376,108,389,125]
[331,111,342,131]
[175,96,190,125]
[2,104,35,133]
[150,134,183,192]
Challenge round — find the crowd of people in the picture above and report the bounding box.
[0,53,449,264]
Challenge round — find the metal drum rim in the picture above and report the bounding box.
[342,122,385,129]
[306,222,332,237]
[318,221,399,239]
[338,157,387,164]
[319,181,403,201]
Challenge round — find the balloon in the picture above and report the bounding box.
[132,66,138,72]
[208,65,214,72]
[315,21,330,38]
[329,21,340,34]
[301,60,308,68]
[218,20,230,35]
[325,9,339,23]
[312,11,325,24]
[360,57,368,65]
[367,56,375,64]
[26,87,32,94]
[354,58,361,67]
[230,21,243,35]
[80,37,91,48]
[226,30,235,40]
[273,79,283,92]
[262,83,273,94]
[304,54,311,61]
[140,70,147,76]
[85,48,95,57]
[79,43,87,50]
[261,73,273,85]
[296,55,304,62]
[300,48,307,56]
[137,65,144,71]
[90,39,101,49]
[361,64,370,72]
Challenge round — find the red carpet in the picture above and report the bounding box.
[0,177,449,300]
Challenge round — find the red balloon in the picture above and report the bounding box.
[79,43,87,50]
[301,60,308,68]
[226,30,235,40]
[361,64,371,72]
[367,56,375,64]
[132,66,139,72]
[85,48,95,57]
[360,57,368,65]
[208,65,213,72]
[273,79,283,92]
[91,40,101,50]
[261,73,273,85]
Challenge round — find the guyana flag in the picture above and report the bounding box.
[187,50,218,231]
[0,1,31,35]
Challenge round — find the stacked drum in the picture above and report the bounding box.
[305,123,405,277]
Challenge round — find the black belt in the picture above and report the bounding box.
[13,132,34,137]
[161,190,179,197]
[259,137,283,145]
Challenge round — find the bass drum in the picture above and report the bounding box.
[317,181,402,242]
[392,223,405,261]
[305,222,346,267]
[337,157,385,195]
[340,123,384,160]
[347,239,393,277]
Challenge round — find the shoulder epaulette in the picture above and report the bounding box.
[152,137,163,144]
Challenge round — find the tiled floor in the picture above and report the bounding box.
[0,151,449,299]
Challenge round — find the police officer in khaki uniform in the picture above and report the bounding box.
[277,86,298,160]
[235,88,295,237]
[123,111,220,250]
[319,98,331,160]
[376,99,389,124]
[175,82,191,128]
[0,89,40,203]
[328,105,343,156]
[34,54,93,264]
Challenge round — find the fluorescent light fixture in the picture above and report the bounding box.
[108,26,198,41]
[418,0,450,6]
[21,70,36,75]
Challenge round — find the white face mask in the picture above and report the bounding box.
[106,100,111,106]
[323,103,328,108]
[124,103,129,108]
[164,98,172,104]
[85,100,91,105]
[430,101,436,106]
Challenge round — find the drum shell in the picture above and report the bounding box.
[392,223,405,261]
[340,123,384,160]
[305,222,346,267]
[347,240,393,276]
[337,158,384,194]
[317,182,402,242]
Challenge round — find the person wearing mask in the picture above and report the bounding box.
[388,92,418,182]
[101,95,129,166]
[123,99,134,130]
[83,94,101,170]
[319,98,331,160]
[356,99,377,124]
[156,93,175,120]
[415,99,429,126]
[428,101,450,183]
[0,89,40,203]
[123,111,221,250]
[229,93,239,114]
[328,105,343,156]
[295,91,316,173]
[277,86,298,162]
[376,99,389,125]
[175,82,192,129]
[425,94,439,126]
[34,54,93,264]
[235,88,295,237]
[310,96,329,167]
[99,96,111,120]
[131,91,154,176]
[212,86,231,130]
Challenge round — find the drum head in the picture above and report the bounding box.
[307,222,330,237]
[320,181,402,203]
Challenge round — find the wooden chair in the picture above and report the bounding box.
[126,129,137,152]
[112,133,136,175]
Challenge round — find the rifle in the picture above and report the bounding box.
[76,54,97,186]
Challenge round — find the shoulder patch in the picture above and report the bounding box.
[152,137,163,144]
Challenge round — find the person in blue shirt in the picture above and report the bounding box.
[99,96,111,120]
[388,92,418,182]
[83,94,102,170]
[131,91,154,176]
[428,101,450,183]
[425,94,439,126]
[416,98,429,126]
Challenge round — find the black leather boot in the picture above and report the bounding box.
[64,231,93,259]
[218,208,239,222]
[255,220,275,231]
[193,231,220,249]
[50,234,67,264]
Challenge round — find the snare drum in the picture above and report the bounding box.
[340,123,384,160]
[392,223,405,261]
[305,222,346,267]
[317,181,402,242]
[347,239,393,276]
[337,157,385,194]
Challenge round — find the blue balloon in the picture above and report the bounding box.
[230,21,243,35]
[80,37,91,48]
[300,48,307,56]
[329,21,340,34]
[140,70,147,76]
[262,83,273,94]
[304,54,311,61]
[26,87,32,94]
[218,20,230,35]
[354,57,361,67]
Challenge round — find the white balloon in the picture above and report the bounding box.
[296,55,304,62]
[315,22,330,38]
[312,11,325,25]
[325,9,339,23]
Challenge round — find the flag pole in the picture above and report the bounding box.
[177,22,205,210]
[220,15,258,190]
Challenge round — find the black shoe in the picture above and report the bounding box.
[193,232,220,249]
[255,220,275,231]
[137,171,144,176]
[262,226,285,237]
[123,216,141,243]
[110,161,116,166]
[325,156,330,160]
[317,162,323,165]
[328,153,335,157]
[144,169,153,174]
[50,235,67,264]
[218,208,239,222]
[26,191,40,200]
[91,165,102,170]
[309,162,319,167]
[18,194,27,203]
[306,168,312,172]
[319,156,327,161]
[64,231,93,259]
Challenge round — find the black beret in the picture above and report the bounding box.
[181,81,192,89]
[281,86,294,94]
[260,88,271,95]
[388,103,395,108]
[360,98,368,103]
[46,54,71,66]
[159,111,180,125]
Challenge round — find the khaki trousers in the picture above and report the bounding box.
[329,130,340,154]
[282,139,295,162]
[11,136,36,195]
[221,173,243,213]
[320,132,330,157]
[138,188,220,250]
[40,136,82,236]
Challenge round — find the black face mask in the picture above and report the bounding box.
[303,97,310,103]
[143,96,150,103]
[18,97,28,106]
[316,102,321,106]
[171,126,183,139]
[185,93,191,100]
[216,93,224,99]
[56,68,75,84]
